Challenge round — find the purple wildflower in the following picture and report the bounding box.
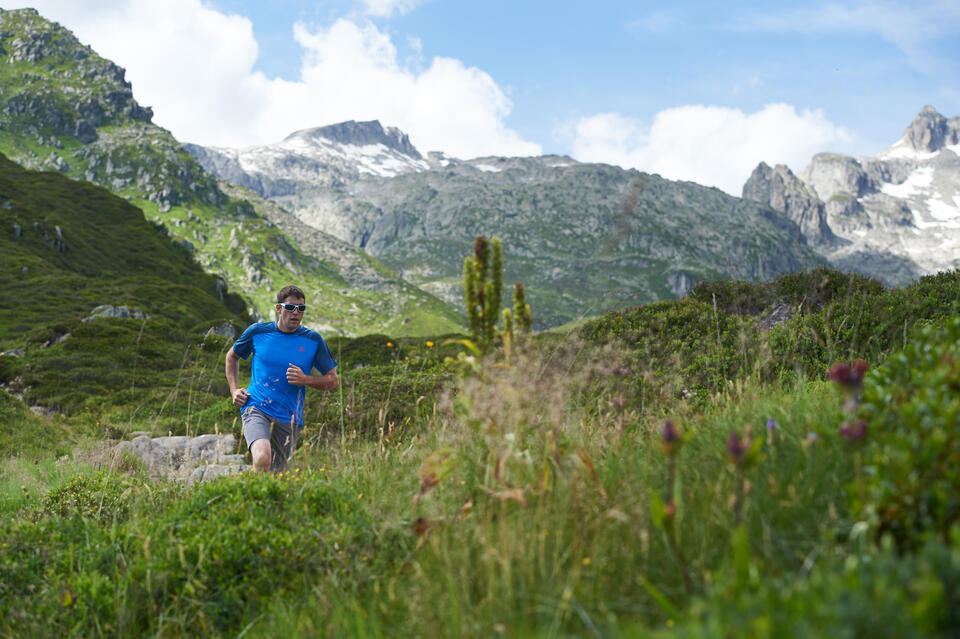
[727,431,749,465]
[839,420,868,442]
[829,359,869,393]
[660,419,684,456]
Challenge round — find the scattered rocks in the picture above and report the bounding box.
[759,303,795,330]
[28,404,58,418]
[115,433,250,483]
[202,321,238,339]
[82,304,149,322]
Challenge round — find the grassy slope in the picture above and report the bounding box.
[0,154,250,426]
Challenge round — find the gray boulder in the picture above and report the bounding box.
[116,433,250,482]
[82,304,149,322]
[203,321,238,339]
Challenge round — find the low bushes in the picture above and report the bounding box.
[0,470,412,637]
[856,316,960,548]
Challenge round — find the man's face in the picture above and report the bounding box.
[276,296,306,333]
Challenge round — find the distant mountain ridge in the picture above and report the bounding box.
[188,125,826,327]
[184,120,431,198]
[744,106,960,286]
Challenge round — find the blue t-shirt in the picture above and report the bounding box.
[232,322,337,428]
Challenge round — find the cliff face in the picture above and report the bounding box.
[742,162,840,247]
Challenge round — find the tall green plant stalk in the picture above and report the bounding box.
[659,420,695,595]
[462,236,517,355]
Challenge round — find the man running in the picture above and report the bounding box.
[225,285,339,472]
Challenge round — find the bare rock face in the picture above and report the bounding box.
[799,153,876,201]
[905,105,960,152]
[82,304,149,322]
[115,433,250,483]
[742,162,841,247]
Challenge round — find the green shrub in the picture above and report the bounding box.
[35,471,145,522]
[666,534,960,638]
[305,363,449,438]
[579,296,757,401]
[856,317,960,548]
[689,266,883,316]
[0,471,412,637]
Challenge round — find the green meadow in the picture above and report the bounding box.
[2,253,960,636]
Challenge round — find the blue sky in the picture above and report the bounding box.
[16,0,960,193]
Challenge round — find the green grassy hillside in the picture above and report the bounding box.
[0,154,250,425]
[0,7,464,337]
[0,152,248,337]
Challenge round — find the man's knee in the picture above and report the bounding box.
[250,438,271,472]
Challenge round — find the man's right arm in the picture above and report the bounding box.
[225,349,250,407]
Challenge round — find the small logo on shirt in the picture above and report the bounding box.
[298,346,305,352]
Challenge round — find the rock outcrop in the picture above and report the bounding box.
[904,105,960,153]
[115,433,249,484]
[742,162,841,246]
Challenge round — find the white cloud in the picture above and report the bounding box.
[627,11,681,33]
[14,1,540,158]
[741,1,960,74]
[571,104,852,195]
[361,0,425,19]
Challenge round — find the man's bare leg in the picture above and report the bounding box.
[250,438,271,472]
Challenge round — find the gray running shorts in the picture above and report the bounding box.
[241,406,298,472]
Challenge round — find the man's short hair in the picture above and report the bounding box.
[276,285,306,303]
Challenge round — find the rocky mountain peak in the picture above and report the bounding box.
[904,105,960,152]
[285,120,422,159]
[742,162,840,246]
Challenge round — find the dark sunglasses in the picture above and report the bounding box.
[278,303,306,313]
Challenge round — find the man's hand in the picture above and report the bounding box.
[231,387,250,407]
[286,363,309,386]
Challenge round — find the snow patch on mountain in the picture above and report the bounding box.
[881,167,933,198]
[187,120,432,193]
[876,139,938,161]
[926,197,960,225]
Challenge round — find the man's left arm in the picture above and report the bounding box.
[286,364,339,391]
